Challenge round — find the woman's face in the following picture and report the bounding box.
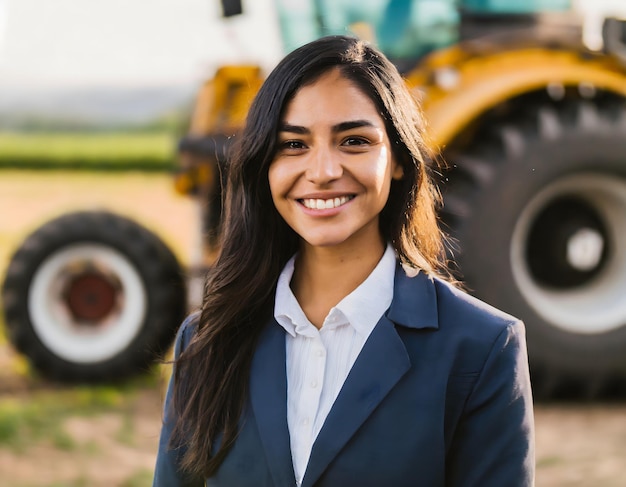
[268,68,403,253]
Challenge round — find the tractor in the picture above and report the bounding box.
[3,0,626,398]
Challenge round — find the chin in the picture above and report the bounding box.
[301,233,351,249]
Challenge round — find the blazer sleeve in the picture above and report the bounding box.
[446,320,535,487]
[153,314,205,487]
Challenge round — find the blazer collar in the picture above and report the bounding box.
[386,263,440,331]
[249,263,440,487]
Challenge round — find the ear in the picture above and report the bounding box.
[392,161,404,180]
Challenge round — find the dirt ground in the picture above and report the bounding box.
[1,171,625,486]
[0,342,164,487]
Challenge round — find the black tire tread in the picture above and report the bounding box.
[1,210,187,382]
[441,91,626,399]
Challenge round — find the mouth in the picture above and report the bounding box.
[299,195,355,210]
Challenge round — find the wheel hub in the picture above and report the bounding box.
[526,196,608,288]
[567,227,605,272]
[64,272,119,323]
[511,174,626,335]
[28,244,147,363]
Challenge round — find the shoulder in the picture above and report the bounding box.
[429,276,526,374]
[173,311,201,359]
[391,267,525,372]
[392,265,521,338]
[432,276,521,333]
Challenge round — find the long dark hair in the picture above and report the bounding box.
[170,35,447,477]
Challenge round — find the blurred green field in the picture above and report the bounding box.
[0,132,177,171]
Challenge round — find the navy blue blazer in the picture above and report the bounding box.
[154,264,535,486]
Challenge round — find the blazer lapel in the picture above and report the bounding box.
[249,319,296,487]
[301,266,440,487]
[301,315,411,487]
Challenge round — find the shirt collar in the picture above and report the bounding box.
[274,256,308,337]
[274,244,397,338]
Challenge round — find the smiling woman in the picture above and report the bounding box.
[269,69,403,254]
[154,35,534,487]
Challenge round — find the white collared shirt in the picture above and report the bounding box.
[274,244,397,486]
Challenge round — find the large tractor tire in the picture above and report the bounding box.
[1,211,187,382]
[442,92,626,398]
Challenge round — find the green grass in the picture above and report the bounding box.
[116,408,138,446]
[537,455,565,468]
[0,386,134,452]
[121,469,154,487]
[0,132,177,171]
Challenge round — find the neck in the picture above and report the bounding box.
[291,237,386,328]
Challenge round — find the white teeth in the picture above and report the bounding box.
[302,196,352,209]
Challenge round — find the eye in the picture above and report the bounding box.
[285,140,305,149]
[280,140,305,149]
[279,139,307,152]
[341,136,370,148]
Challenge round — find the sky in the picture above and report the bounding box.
[2,0,626,92]
[0,0,283,92]
[0,0,624,122]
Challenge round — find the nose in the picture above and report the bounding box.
[305,145,342,184]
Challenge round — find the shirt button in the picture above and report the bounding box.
[310,379,318,388]
[302,418,309,426]
[316,349,324,357]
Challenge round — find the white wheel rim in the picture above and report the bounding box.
[511,174,626,334]
[28,244,147,363]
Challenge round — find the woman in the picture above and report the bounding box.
[154,35,534,487]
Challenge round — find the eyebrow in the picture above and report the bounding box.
[278,119,376,134]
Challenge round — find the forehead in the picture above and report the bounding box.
[282,69,383,126]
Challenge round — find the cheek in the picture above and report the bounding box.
[372,147,394,194]
[268,162,294,218]
[268,163,285,201]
